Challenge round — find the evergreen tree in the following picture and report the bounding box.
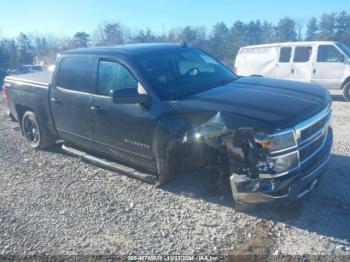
[305,17,318,40]
[178,26,200,44]
[34,37,49,57]
[16,33,34,64]
[335,11,350,46]
[275,17,297,42]
[210,22,229,60]
[227,21,247,59]
[244,20,263,45]
[261,21,275,43]
[318,13,336,40]
[73,32,90,47]
[0,40,10,67]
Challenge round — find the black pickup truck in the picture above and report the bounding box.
[2,43,333,208]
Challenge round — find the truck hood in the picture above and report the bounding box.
[182,76,331,130]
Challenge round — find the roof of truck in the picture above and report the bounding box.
[241,41,338,49]
[62,43,189,56]
[4,44,189,86]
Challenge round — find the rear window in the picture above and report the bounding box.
[293,46,312,63]
[279,47,292,63]
[57,56,93,93]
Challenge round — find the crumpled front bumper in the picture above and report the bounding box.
[230,128,333,205]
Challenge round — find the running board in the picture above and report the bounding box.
[62,144,157,184]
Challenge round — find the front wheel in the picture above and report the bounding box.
[343,82,350,101]
[155,157,176,186]
[21,111,54,149]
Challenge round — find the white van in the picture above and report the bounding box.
[234,41,350,101]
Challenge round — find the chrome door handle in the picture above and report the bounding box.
[51,97,62,104]
[90,106,105,113]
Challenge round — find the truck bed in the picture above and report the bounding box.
[5,70,53,87]
[4,70,57,136]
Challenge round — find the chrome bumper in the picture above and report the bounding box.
[230,154,330,204]
[230,109,333,205]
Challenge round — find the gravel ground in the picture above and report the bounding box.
[0,90,349,259]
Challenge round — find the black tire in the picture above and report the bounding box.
[343,82,350,101]
[155,157,176,186]
[21,111,54,149]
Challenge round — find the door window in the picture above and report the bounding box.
[293,46,312,63]
[279,47,292,63]
[317,45,344,63]
[97,61,138,96]
[57,56,93,93]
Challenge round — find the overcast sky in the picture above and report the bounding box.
[0,0,348,37]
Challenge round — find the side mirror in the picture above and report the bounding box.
[346,57,350,64]
[111,88,149,105]
[339,55,345,63]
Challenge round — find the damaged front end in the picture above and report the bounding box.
[174,105,333,205]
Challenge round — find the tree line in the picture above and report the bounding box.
[1,10,350,80]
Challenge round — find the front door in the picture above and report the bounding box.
[312,44,346,89]
[291,46,313,83]
[50,56,94,148]
[90,58,156,168]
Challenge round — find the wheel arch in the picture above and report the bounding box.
[341,76,350,89]
[15,105,37,135]
[15,104,36,123]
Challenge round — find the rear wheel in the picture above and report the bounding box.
[343,82,350,101]
[21,111,54,149]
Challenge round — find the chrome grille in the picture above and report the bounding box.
[296,106,332,164]
[299,133,326,162]
[260,105,332,179]
[300,114,329,143]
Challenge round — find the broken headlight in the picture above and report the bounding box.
[255,130,299,176]
[254,130,296,153]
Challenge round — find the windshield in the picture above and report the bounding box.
[136,48,237,101]
[336,43,350,58]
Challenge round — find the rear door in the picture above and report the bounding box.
[50,55,94,148]
[291,46,313,83]
[275,46,292,80]
[312,44,346,89]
